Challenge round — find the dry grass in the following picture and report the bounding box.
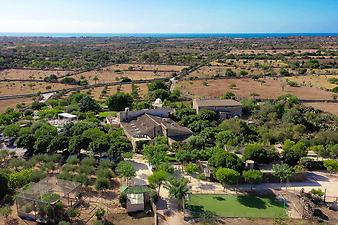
[229,49,319,55]
[177,77,334,100]
[84,83,149,100]
[282,75,338,90]
[211,59,289,68]
[70,64,187,85]
[72,70,172,85]
[0,82,77,95]
[0,69,72,80]
[304,102,338,116]
[0,98,32,113]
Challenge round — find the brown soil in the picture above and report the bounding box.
[177,78,334,100]
[85,83,148,100]
[71,64,186,85]
[105,212,154,225]
[282,75,338,90]
[0,98,32,113]
[304,102,338,116]
[0,82,78,96]
[0,69,72,80]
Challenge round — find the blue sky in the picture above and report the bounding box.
[0,0,337,33]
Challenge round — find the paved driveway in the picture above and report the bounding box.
[127,154,152,186]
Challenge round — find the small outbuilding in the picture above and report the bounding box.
[193,99,242,119]
[127,193,145,213]
[120,185,156,213]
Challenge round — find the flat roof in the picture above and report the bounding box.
[194,99,242,107]
[58,113,77,119]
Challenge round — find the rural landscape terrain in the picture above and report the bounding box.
[0,35,337,225]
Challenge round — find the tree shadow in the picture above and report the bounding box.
[307,172,329,182]
[187,204,205,213]
[213,196,225,201]
[237,195,267,209]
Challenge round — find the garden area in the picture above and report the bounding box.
[186,194,287,218]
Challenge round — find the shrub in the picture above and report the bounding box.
[58,221,71,225]
[310,188,325,197]
[156,162,175,174]
[66,156,79,165]
[74,174,89,185]
[79,164,95,175]
[9,168,33,189]
[123,152,133,159]
[29,170,47,183]
[323,159,338,173]
[299,158,325,171]
[67,208,80,218]
[184,163,199,174]
[95,177,110,190]
[95,208,105,220]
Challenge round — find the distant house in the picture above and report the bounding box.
[118,108,193,151]
[49,113,78,129]
[193,99,242,119]
[58,113,78,122]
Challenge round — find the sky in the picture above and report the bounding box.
[0,0,337,33]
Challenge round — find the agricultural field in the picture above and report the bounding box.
[70,64,186,85]
[0,82,77,96]
[86,83,148,100]
[229,49,319,55]
[211,59,289,68]
[304,102,338,116]
[0,98,32,112]
[0,69,72,80]
[282,75,338,90]
[177,77,334,100]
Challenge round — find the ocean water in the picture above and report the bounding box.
[0,33,338,38]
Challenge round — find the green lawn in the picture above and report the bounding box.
[186,194,287,218]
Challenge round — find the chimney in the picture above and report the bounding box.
[125,108,130,121]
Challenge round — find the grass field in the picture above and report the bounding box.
[186,194,287,218]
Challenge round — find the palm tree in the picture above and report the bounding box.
[165,177,191,210]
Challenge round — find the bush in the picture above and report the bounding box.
[67,208,80,218]
[9,168,33,189]
[324,159,338,173]
[156,162,175,174]
[66,156,79,165]
[29,170,47,183]
[243,143,279,164]
[0,171,9,200]
[74,174,89,185]
[95,177,110,190]
[299,158,325,171]
[79,164,95,175]
[58,221,71,225]
[81,157,96,167]
[310,188,325,197]
[95,208,105,220]
[184,163,199,174]
[123,152,133,159]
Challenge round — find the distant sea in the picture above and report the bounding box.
[0,33,338,38]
